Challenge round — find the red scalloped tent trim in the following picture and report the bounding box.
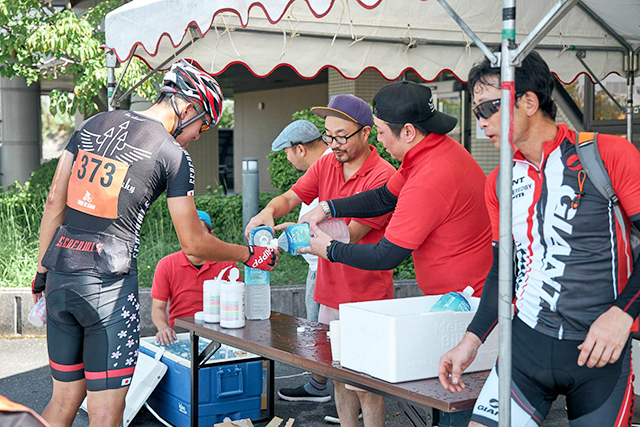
[119,52,616,87]
[108,0,382,64]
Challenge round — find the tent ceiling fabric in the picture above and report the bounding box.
[104,0,640,83]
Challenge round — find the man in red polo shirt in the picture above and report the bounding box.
[245,94,395,427]
[151,210,237,345]
[301,81,492,299]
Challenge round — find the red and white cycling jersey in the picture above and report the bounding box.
[486,124,640,340]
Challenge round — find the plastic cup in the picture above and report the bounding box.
[329,320,341,362]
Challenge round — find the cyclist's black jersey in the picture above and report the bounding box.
[42,110,194,276]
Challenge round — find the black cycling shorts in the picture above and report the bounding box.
[46,272,140,392]
[471,317,634,427]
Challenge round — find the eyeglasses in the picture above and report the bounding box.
[473,93,524,120]
[321,126,363,145]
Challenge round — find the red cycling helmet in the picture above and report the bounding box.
[161,60,223,135]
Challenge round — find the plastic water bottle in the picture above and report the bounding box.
[429,286,475,312]
[274,223,311,255]
[245,226,273,320]
[273,220,350,255]
[318,219,350,244]
[28,296,47,327]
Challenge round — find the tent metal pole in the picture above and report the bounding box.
[114,27,201,106]
[511,0,578,65]
[109,47,136,109]
[106,50,117,112]
[626,52,636,142]
[235,27,625,53]
[576,1,632,51]
[576,51,625,112]
[498,1,515,425]
[436,0,499,65]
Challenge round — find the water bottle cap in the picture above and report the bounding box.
[463,286,475,296]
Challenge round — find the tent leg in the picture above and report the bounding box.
[626,51,637,143]
[498,1,516,426]
[106,51,117,112]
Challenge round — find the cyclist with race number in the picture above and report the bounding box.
[32,60,277,427]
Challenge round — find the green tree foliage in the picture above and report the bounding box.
[0,0,160,115]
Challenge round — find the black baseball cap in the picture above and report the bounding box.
[372,81,457,135]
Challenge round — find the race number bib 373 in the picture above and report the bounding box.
[67,150,129,219]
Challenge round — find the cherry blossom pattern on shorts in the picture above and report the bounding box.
[113,292,140,369]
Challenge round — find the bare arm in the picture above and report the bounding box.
[347,221,372,244]
[244,189,303,238]
[167,196,250,263]
[152,298,177,346]
[37,151,74,272]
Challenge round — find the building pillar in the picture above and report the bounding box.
[0,77,41,187]
[328,69,396,103]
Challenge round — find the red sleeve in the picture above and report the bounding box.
[386,169,405,196]
[597,135,640,221]
[291,157,322,205]
[485,168,500,242]
[351,166,396,230]
[151,256,172,301]
[385,182,450,249]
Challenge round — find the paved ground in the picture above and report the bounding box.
[0,337,570,426]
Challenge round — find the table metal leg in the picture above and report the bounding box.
[398,401,433,427]
[190,331,199,427]
[267,359,275,420]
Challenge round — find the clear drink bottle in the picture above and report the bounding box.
[245,226,273,320]
[429,286,475,312]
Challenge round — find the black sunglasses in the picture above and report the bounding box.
[473,93,524,120]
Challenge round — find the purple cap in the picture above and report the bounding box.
[311,94,373,128]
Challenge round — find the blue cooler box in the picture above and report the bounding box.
[140,334,263,427]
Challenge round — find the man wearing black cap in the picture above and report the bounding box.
[246,94,396,426]
[301,81,492,303]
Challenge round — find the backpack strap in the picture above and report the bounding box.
[574,132,635,271]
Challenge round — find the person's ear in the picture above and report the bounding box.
[521,91,539,117]
[297,144,307,157]
[361,126,371,140]
[180,102,194,120]
[403,123,417,143]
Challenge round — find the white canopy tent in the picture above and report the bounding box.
[105,1,639,426]
[105,0,639,83]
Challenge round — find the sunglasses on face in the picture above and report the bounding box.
[473,93,524,120]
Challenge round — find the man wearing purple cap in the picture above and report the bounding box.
[246,95,395,426]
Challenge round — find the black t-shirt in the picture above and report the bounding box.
[42,110,194,276]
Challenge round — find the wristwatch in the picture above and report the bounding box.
[320,201,333,219]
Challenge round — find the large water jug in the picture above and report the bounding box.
[245,226,273,320]
[429,286,475,312]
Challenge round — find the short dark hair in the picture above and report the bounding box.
[386,121,430,138]
[467,50,557,120]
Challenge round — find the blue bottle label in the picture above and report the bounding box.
[284,224,310,255]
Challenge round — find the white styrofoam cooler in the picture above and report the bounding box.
[339,295,499,383]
